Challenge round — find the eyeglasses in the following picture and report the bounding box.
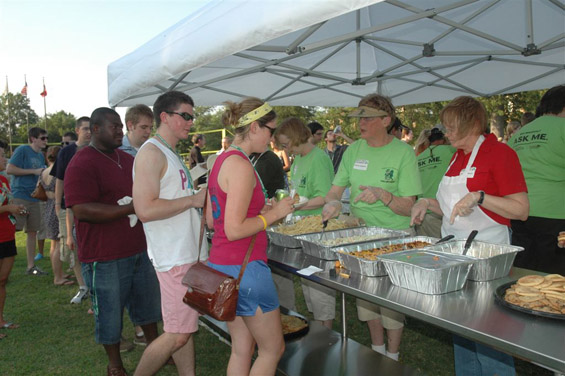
[39,136,48,141]
[260,123,276,136]
[166,111,195,122]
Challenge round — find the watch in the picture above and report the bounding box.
[477,190,485,205]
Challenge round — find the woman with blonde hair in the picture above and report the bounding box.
[206,97,294,376]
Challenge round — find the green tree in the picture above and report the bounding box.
[44,110,77,143]
[0,93,40,144]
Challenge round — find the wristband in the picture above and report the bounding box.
[257,215,268,231]
[477,190,485,205]
[384,192,394,207]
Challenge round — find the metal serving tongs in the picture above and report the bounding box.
[319,219,328,241]
[462,230,479,255]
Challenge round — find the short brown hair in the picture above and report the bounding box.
[275,117,311,148]
[125,104,153,126]
[358,94,396,123]
[440,96,487,138]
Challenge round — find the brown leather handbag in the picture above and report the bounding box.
[182,191,256,322]
[31,178,48,201]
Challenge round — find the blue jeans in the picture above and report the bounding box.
[453,335,515,376]
[81,252,161,344]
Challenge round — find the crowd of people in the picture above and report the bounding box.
[0,84,563,375]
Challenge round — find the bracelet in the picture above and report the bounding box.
[257,215,268,231]
[384,192,394,207]
[477,190,485,205]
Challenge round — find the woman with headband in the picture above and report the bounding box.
[206,98,294,375]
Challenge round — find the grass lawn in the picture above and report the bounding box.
[0,233,552,375]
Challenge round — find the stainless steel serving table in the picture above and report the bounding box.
[200,309,420,376]
[267,244,565,373]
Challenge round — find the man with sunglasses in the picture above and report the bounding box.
[6,127,48,276]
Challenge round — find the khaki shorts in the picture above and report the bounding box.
[271,269,296,311]
[356,299,404,330]
[301,278,336,321]
[58,209,76,267]
[13,198,41,233]
[415,211,443,239]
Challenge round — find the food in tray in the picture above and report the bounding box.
[272,215,350,235]
[319,234,392,246]
[338,241,432,260]
[504,274,565,315]
[281,314,308,335]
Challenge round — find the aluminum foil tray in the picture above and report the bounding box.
[336,236,440,276]
[431,240,523,281]
[379,250,473,294]
[267,216,363,249]
[296,227,409,261]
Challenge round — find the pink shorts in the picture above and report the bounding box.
[156,263,200,334]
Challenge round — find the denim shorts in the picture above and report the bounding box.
[81,252,162,345]
[207,260,279,316]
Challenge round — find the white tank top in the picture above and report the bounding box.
[135,138,207,272]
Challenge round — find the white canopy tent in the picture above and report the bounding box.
[108,0,565,108]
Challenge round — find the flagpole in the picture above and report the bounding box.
[4,76,13,154]
[42,77,47,131]
[23,74,29,131]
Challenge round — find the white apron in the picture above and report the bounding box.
[437,135,510,244]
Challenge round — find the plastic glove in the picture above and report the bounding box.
[449,192,480,225]
[354,185,384,204]
[410,199,430,226]
[322,200,342,222]
[117,196,138,227]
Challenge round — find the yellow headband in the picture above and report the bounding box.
[348,106,390,118]
[238,102,273,126]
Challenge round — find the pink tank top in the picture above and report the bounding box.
[208,149,268,265]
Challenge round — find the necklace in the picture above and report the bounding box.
[90,144,122,169]
[155,133,193,190]
[230,144,268,203]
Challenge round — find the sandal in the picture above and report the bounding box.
[1,322,19,329]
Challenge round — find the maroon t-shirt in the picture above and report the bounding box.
[64,146,146,263]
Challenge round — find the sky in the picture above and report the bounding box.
[0,0,209,121]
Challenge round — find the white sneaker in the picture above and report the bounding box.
[70,287,89,304]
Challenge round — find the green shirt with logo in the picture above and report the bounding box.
[334,138,422,229]
[417,144,456,199]
[509,115,565,219]
[291,147,334,216]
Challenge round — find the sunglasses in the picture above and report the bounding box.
[39,136,48,141]
[166,111,195,122]
[261,123,276,136]
[61,141,71,146]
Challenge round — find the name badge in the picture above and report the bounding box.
[354,159,369,171]
[466,167,476,178]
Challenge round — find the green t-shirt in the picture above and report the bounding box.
[509,116,565,219]
[334,138,422,229]
[291,147,334,216]
[417,145,456,199]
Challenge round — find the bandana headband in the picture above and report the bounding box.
[238,102,273,126]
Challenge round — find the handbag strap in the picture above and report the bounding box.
[197,189,257,286]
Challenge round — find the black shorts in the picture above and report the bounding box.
[0,239,17,259]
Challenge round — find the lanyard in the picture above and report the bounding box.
[155,134,194,190]
[230,145,268,203]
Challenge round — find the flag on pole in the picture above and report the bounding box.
[21,77,28,96]
[40,83,47,97]
[3,76,7,96]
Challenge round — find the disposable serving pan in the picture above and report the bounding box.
[336,236,440,276]
[267,216,363,249]
[379,250,474,294]
[295,227,409,261]
[430,240,523,281]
